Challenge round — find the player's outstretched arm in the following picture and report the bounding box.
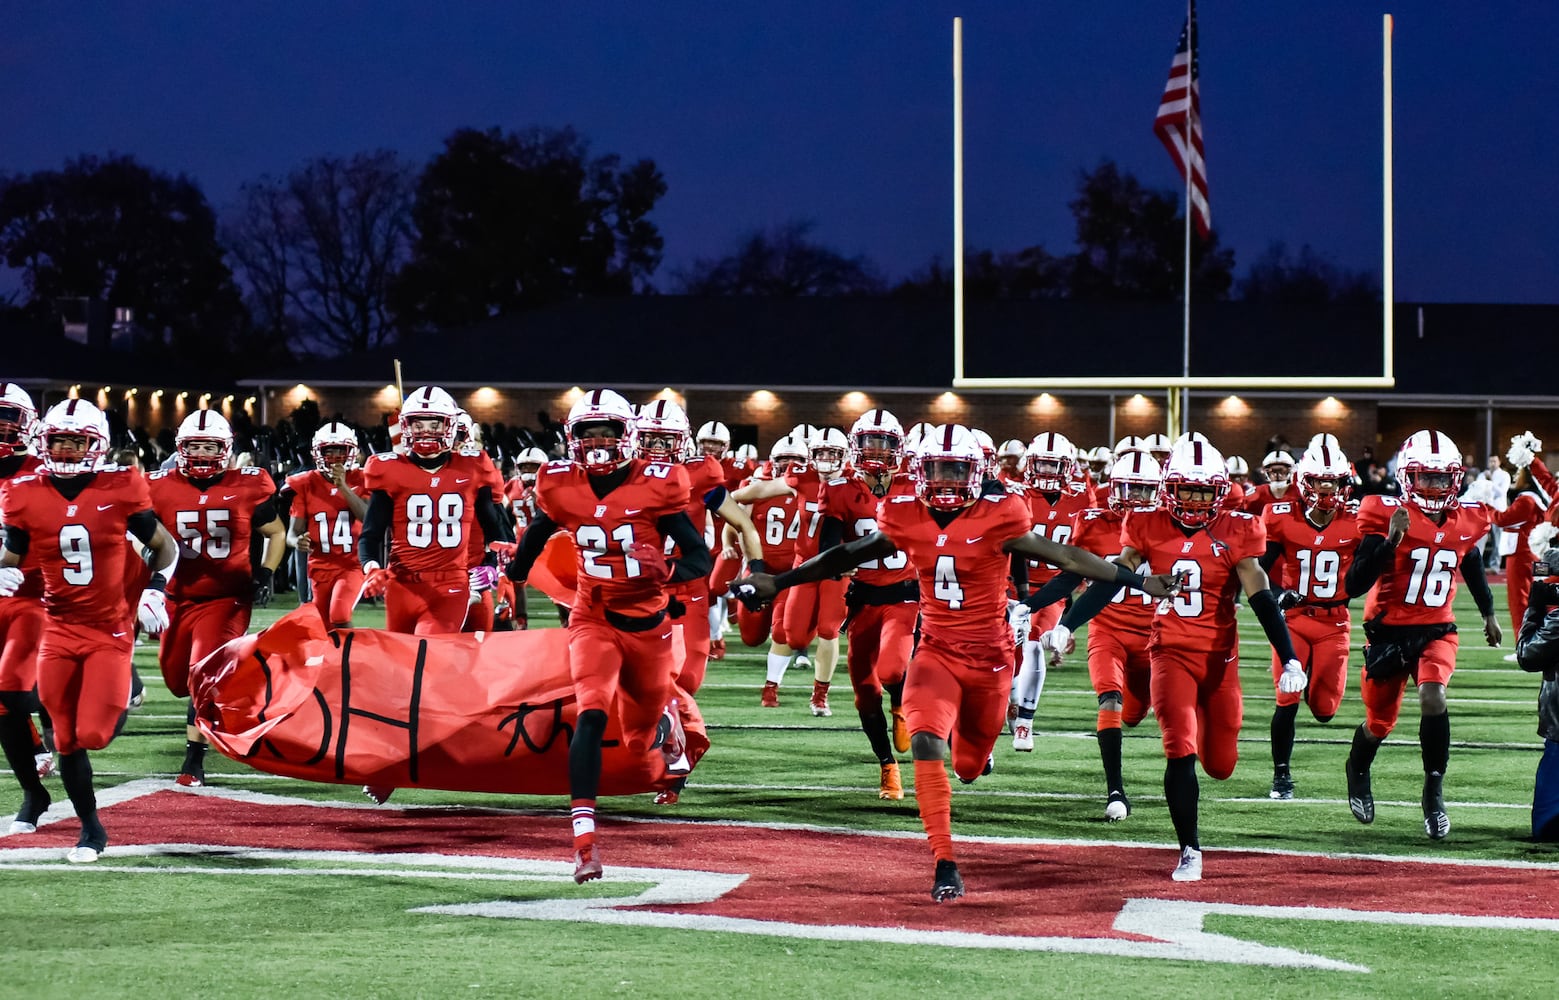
[714,493,766,572]
[503,509,558,583]
[1004,532,1175,598]
[730,531,895,608]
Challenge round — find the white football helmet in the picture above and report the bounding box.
[1296,441,1353,513]
[1025,431,1078,493]
[0,382,38,458]
[1142,433,1173,461]
[566,388,637,473]
[1225,455,1250,478]
[1159,438,1230,528]
[1261,450,1296,485]
[770,434,810,475]
[849,408,905,474]
[311,421,360,472]
[399,386,461,458]
[38,399,111,476]
[1396,429,1464,513]
[1113,435,1147,456]
[1172,431,1210,449]
[1308,433,1341,452]
[636,398,692,462]
[915,424,984,510]
[810,427,848,475]
[790,423,820,446]
[1107,450,1163,514]
[902,421,937,474]
[1085,446,1113,474]
[996,438,1027,478]
[695,420,731,459]
[514,446,548,485]
[175,410,234,478]
[452,410,484,457]
[733,443,759,466]
[969,428,997,477]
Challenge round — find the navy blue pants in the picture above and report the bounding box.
[1534,739,1559,841]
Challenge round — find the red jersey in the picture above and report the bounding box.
[1,466,151,627]
[720,457,753,491]
[877,491,1032,656]
[787,468,828,562]
[1261,500,1363,605]
[677,455,725,554]
[362,451,494,576]
[462,453,505,567]
[1122,507,1266,647]
[287,468,366,574]
[1219,481,1247,511]
[148,465,278,601]
[743,475,803,568]
[818,473,915,587]
[1357,495,1492,626]
[535,457,690,617]
[0,453,47,599]
[1071,506,1156,637]
[1024,489,1092,586]
[1240,482,1296,514]
[505,477,541,533]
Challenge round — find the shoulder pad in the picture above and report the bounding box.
[11,474,39,485]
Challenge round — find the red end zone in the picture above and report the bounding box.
[9,785,1558,946]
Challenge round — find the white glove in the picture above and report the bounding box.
[137,589,170,635]
[1278,658,1308,694]
[0,566,23,597]
[1039,624,1073,666]
[1007,600,1032,645]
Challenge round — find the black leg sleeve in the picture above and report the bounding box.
[569,709,608,803]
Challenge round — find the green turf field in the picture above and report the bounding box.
[3,587,1557,999]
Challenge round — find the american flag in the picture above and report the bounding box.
[1154,2,1210,236]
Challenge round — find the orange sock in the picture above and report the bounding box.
[913,759,955,862]
[1097,707,1122,730]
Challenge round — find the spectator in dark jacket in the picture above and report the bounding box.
[1515,555,1559,841]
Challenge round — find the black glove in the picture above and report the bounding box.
[666,595,687,620]
[252,567,274,608]
[1276,589,1303,611]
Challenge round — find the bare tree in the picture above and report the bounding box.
[225,151,414,355]
[673,220,884,296]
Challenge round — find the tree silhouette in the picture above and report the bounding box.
[1237,241,1378,304]
[673,220,884,296]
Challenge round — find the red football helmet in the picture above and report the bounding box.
[176,410,234,478]
[399,386,460,458]
[915,424,984,510]
[566,389,637,474]
[1396,429,1463,514]
[1296,442,1354,513]
[38,399,110,476]
[1159,438,1229,528]
[0,382,38,459]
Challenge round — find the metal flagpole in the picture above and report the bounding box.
[1177,0,1194,439]
[953,17,965,385]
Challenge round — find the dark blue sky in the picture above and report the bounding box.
[6,3,1556,302]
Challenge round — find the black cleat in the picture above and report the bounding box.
[1422,772,1450,840]
[1345,758,1374,824]
[1269,770,1295,800]
[959,753,996,785]
[931,859,965,902]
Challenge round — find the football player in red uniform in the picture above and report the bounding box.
[1042,438,1304,882]
[285,421,368,629]
[504,389,712,883]
[1500,432,1557,637]
[735,438,805,680]
[356,386,511,637]
[779,426,850,716]
[1241,451,1296,513]
[733,424,1177,901]
[1011,431,1092,748]
[1,401,178,861]
[451,411,511,633]
[504,446,550,629]
[995,439,1026,485]
[817,408,916,798]
[1258,442,1363,800]
[148,410,285,786]
[0,383,52,812]
[1342,431,1501,840]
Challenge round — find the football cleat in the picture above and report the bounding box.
[1105,790,1131,822]
[659,699,690,774]
[1423,772,1450,840]
[653,789,680,806]
[878,762,904,800]
[8,787,51,834]
[35,751,55,779]
[66,846,102,865]
[1012,722,1034,752]
[809,680,832,717]
[573,844,603,884]
[890,707,910,754]
[1269,770,1295,800]
[1171,846,1203,882]
[1345,759,1374,824]
[174,772,204,788]
[760,680,780,708]
[960,753,995,785]
[363,785,395,805]
[710,638,726,661]
[931,859,965,902]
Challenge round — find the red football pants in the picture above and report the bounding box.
[1149,638,1243,779]
[567,610,677,754]
[386,572,469,635]
[1087,626,1153,727]
[38,620,132,754]
[160,596,251,699]
[464,589,495,633]
[903,633,1011,782]
[1508,553,1534,637]
[668,580,711,694]
[0,596,46,695]
[1359,632,1458,739]
[781,577,848,648]
[309,566,364,629]
[1271,608,1351,718]
[846,602,916,709]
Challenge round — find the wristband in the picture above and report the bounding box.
[147,571,169,593]
[1112,562,1148,591]
[747,559,768,576]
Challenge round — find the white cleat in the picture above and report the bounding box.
[1104,791,1131,822]
[1011,723,1034,752]
[1171,846,1203,882]
[9,820,39,835]
[66,846,101,864]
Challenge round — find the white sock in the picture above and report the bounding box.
[708,597,725,638]
[1016,640,1047,713]
[571,806,596,838]
[766,651,793,685]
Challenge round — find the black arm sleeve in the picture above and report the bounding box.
[127,509,160,546]
[658,512,713,583]
[475,486,512,545]
[1010,551,1030,599]
[1025,570,1084,612]
[2,524,28,557]
[774,533,896,591]
[1058,579,1123,629]
[1345,534,1396,597]
[506,509,558,582]
[1258,541,1283,574]
[818,515,845,553]
[252,497,280,528]
[357,490,392,568]
[1460,546,1496,618]
[702,485,729,512]
[1249,588,1300,664]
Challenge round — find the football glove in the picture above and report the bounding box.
[1039,624,1074,666]
[251,568,274,608]
[628,541,672,584]
[137,589,170,635]
[1007,600,1033,646]
[1278,658,1308,694]
[0,566,23,597]
[360,561,392,599]
[468,564,500,593]
[1276,589,1303,611]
